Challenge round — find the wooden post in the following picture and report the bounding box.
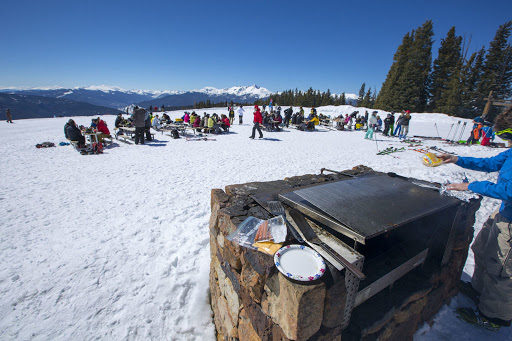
[482,91,493,119]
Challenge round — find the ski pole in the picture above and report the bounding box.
[435,123,441,138]
[374,129,379,152]
[452,121,461,141]
[446,123,454,140]
[459,122,467,141]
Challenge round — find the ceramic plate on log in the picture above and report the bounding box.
[274,245,326,281]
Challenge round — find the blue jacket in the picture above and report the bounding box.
[457,149,512,220]
[481,126,494,140]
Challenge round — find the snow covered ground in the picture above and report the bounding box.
[0,105,510,340]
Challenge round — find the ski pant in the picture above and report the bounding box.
[472,209,512,321]
[229,115,234,125]
[284,118,290,128]
[145,127,152,141]
[239,116,243,124]
[365,127,374,139]
[400,125,409,138]
[389,124,394,135]
[383,124,390,136]
[466,135,479,145]
[135,127,145,144]
[394,124,402,136]
[251,122,263,138]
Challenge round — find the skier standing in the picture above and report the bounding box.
[283,107,293,128]
[133,106,146,145]
[6,108,13,123]
[389,112,395,136]
[237,105,245,125]
[364,111,378,139]
[249,105,263,139]
[394,112,404,136]
[400,111,411,139]
[383,114,392,136]
[229,107,235,125]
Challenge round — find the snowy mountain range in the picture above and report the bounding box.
[0,85,273,110]
[0,85,358,119]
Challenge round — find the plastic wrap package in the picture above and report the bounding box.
[226,216,287,254]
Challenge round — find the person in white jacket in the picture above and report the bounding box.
[364,111,378,140]
[237,105,245,125]
[152,115,162,129]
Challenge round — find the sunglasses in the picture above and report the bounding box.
[496,128,512,141]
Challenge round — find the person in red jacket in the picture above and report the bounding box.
[95,118,111,143]
[220,114,230,132]
[250,105,263,139]
[96,119,110,135]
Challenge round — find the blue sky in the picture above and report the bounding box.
[2,0,511,94]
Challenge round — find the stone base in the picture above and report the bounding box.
[209,167,480,340]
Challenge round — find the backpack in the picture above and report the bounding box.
[171,129,180,139]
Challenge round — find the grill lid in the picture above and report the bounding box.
[281,174,460,240]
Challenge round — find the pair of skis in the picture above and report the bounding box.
[429,146,455,155]
[377,147,405,155]
[412,146,455,155]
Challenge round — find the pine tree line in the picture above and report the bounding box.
[375,20,512,120]
[253,88,348,107]
[356,83,377,108]
[193,100,251,109]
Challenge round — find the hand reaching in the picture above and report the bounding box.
[446,183,469,191]
[437,154,458,164]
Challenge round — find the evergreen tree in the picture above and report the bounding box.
[375,32,414,110]
[375,20,434,112]
[436,59,464,115]
[429,27,463,112]
[362,88,371,108]
[357,83,366,106]
[341,93,347,105]
[478,21,512,120]
[371,87,377,108]
[460,47,486,118]
[400,20,434,112]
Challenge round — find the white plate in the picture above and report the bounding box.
[274,244,326,281]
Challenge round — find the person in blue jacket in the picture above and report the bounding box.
[439,107,512,330]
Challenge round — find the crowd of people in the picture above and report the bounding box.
[333,110,413,140]
[58,104,504,150]
[63,116,111,148]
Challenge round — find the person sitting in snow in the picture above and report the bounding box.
[64,119,86,146]
[208,114,222,134]
[115,113,124,128]
[161,113,171,124]
[220,114,230,132]
[273,112,283,131]
[152,115,162,129]
[306,113,319,131]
